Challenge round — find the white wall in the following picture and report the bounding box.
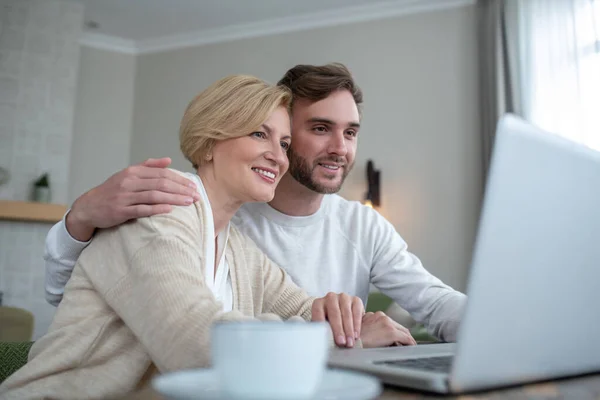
[129,5,481,291]
[0,1,480,341]
[0,0,83,339]
[68,46,136,203]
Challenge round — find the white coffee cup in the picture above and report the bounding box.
[211,321,330,400]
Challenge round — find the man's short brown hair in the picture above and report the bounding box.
[277,63,363,113]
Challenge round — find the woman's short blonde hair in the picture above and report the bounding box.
[180,75,292,168]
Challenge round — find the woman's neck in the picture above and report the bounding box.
[196,167,241,237]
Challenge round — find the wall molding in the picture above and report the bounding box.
[79,32,138,54]
[80,0,475,55]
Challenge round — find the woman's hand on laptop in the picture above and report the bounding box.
[360,311,417,348]
[311,292,364,348]
[66,157,201,242]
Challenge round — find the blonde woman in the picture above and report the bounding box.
[0,76,364,400]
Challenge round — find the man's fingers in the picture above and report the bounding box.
[391,331,415,346]
[141,157,172,168]
[339,294,355,347]
[132,191,196,207]
[119,165,200,201]
[351,297,364,339]
[130,178,199,199]
[124,204,173,220]
[391,321,417,345]
[404,330,417,346]
[392,321,417,346]
[127,162,198,191]
[134,166,198,189]
[393,329,417,346]
[362,312,376,323]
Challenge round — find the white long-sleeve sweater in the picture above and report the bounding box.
[44,172,467,341]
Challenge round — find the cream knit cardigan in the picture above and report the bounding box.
[0,198,316,399]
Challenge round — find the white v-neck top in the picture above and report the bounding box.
[191,174,233,312]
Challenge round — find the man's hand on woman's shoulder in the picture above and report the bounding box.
[66,157,201,241]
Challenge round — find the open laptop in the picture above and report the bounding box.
[329,114,600,393]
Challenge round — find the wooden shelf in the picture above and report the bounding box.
[0,200,67,223]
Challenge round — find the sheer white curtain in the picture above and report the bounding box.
[517,0,600,150]
[477,0,523,178]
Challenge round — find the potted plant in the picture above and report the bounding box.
[33,173,51,203]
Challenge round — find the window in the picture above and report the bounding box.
[521,0,600,151]
[579,0,600,150]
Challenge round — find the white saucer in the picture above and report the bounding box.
[152,368,382,400]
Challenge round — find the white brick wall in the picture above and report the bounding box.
[0,0,83,340]
[0,221,57,339]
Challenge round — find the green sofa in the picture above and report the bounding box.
[0,341,33,384]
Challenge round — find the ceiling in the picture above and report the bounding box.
[71,0,473,54]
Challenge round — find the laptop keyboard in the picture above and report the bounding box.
[374,355,454,373]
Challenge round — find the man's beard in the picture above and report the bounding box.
[288,148,352,194]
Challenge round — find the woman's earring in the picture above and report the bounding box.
[205,153,212,161]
